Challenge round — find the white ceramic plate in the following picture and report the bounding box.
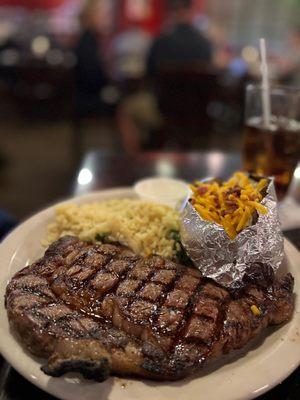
[0,188,299,400]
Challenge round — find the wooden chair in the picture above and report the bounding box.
[151,63,220,150]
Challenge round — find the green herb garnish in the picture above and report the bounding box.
[95,232,113,244]
[167,229,192,265]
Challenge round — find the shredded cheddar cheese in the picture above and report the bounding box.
[190,172,268,240]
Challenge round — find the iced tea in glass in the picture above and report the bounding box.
[243,85,300,200]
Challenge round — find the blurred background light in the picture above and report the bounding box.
[241,46,259,63]
[294,165,300,179]
[77,168,93,185]
[31,36,51,57]
[45,48,64,65]
[155,160,176,177]
[0,49,20,66]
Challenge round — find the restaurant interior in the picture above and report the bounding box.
[0,0,299,220]
[0,1,300,399]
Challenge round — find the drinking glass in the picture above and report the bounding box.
[243,84,300,200]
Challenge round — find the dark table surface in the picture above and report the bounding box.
[1,151,299,400]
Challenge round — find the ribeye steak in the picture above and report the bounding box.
[5,236,294,381]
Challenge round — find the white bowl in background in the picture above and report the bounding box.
[134,177,191,209]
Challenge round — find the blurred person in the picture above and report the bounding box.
[147,0,212,76]
[74,0,109,116]
[206,23,232,70]
[109,24,152,81]
[276,28,300,86]
[118,0,213,153]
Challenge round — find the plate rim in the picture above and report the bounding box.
[0,187,299,400]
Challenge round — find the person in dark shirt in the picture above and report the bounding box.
[118,0,213,153]
[74,0,108,115]
[75,30,107,95]
[147,0,212,77]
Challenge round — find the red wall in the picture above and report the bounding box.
[0,0,65,9]
[118,0,166,35]
[117,0,205,35]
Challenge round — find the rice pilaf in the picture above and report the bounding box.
[46,199,180,258]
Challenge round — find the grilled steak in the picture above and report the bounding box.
[5,236,294,381]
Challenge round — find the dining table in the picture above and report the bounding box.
[0,150,299,400]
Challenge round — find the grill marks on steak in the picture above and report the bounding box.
[5,236,294,381]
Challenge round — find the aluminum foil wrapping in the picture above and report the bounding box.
[180,178,284,288]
